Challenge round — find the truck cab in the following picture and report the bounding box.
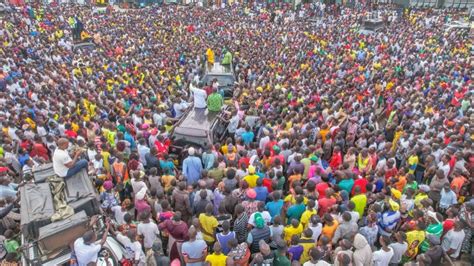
[201,63,236,98]
[169,106,230,160]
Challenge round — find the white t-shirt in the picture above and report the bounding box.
[442,229,465,258]
[111,206,127,225]
[137,222,160,249]
[372,247,394,266]
[53,148,72,177]
[388,242,408,264]
[309,223,323,241]
[74,237,101,266]
[303,260,332,266]
[116,233,146,265]
[191,87,208,109]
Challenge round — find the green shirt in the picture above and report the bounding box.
[403,181,418,194]
[5,239,19,254]
[419,223,443,252]
[208,168,224,183]
[207,93,223,112]
[273,250,291,266]
[277,176,285,191]
[222,51,232,65]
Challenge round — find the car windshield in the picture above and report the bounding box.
[172,134,208,148]
[205,75,235,86]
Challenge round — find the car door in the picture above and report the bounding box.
[212,119,229,143]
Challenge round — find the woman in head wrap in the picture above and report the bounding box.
[135,187,150,219]
[158,211,189,264]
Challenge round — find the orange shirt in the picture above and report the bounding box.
[395,175,407,192]
[451,176,467,194]
[320,129,330,143]
[321,220,339,241]
[288,174,302,188]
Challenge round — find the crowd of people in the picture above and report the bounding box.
[0,1,473,266]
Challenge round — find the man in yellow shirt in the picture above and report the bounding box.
[199,204,218,245]
[243,166,259,188]
[283,219,303,243]
[205,242,227,266]
[404,222,426,259]
[298,228,316,264]
[300,199,317,228]
[350,186,367,217]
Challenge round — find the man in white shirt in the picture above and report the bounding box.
[112,229,146,265]
[137,211,160,250]
[74,222,110,266]
[52,138,88,178]
[442,221,466,258]
[137,139,150,167]
[303,247,331,266]
[373,235,394,266]
[190,82,207,109]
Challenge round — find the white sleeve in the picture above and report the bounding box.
[137,225,142,236]
[450,193,457,205]
[116,233,129,246]
[372,250,381,263]
[449,234,463,250]
[132,242,142,261]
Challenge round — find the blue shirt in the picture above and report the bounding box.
[242,131,255,145]
[159,160,175,175]
[216,231,236,255]
[124,132,136,150]
[266,200,284,221]
[378,210,401,236]
[182,156,202,185]
[201,152,215,170]
[18,154,30,167]
[181,239,208,266]
[0,183,18,199]
[286,203,306,224]
[254,186,268,202]
[439,188,457,209]
[338,178,354,195]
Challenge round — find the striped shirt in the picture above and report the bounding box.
[378,211,401,236]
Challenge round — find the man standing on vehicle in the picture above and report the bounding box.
[73,221,110,266]
[222,49,233,72]
[207,86,223,112]
[190,81,207,109]
[52,138,88,179]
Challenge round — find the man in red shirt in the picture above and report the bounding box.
[64,123,78,139]
[329,146,343,170]
[351,175,368,196]
[384,159,398,183]
[316,175,330,200]
[238,150,250,169]
[318,188,337,217]
[30,135,50,161]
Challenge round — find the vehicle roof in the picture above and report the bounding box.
[175,108,221,134]
[205,63,233,75]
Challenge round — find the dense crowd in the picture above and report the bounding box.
[0,2,473,266]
